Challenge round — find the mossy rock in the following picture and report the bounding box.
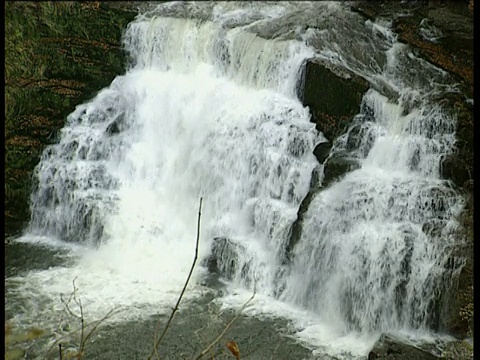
[5,2,137,227]
[301,59,369,141]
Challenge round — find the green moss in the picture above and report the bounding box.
[5,2,137,227]
[441,339,473,360]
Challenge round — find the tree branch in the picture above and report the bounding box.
[194,291,256,360]
[148,197,203,360]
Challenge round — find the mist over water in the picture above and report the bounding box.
[7,2,466,358]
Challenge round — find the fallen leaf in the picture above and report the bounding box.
[226,340,240,360]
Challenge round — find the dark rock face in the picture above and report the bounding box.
[438,94,473,190]
[205,237,250,281]
[313,141,331,164]
[105,113,127,136]
[351,1,473,96]
[323,156,360,188]
[287,62,369,261]
[348,2,474,190]
[368,334,441,360]
[286,155,360,261]
[347,1,473,340]
[441,189,474,339]
[285,188,320,261]
[290,58,369,250]
[301,60,369,142]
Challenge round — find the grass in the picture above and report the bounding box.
[4,2,137,226]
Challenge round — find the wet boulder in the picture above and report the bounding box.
[285,154,360,260]
[344,119,377,156]
[313,141,332,164]
[368,334,440,360]
[105,113,127,136]
[285,188,321,262]
[323,155,360,187]
[440,154,470,188]
[205,237,249,281]
[351,1,473,97]
[288,60,368,260]
[301,59,369,142]
[441,339,474,360]
[439,96,473,189]
[442,236,474,339]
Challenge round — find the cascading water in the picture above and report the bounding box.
[275,10,466,338]
[280,89,464,332]
[8,1,467,358]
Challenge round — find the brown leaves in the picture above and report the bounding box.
[80,1,100,12]
[226,340,240,360]
[6,135,42,148]
[395,21,473,87]
[39,36,119,51]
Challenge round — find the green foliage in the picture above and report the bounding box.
[5,2,137,224]
[441,339,473,360]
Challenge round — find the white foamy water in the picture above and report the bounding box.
[7,2,466,359]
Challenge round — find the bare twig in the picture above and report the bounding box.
[153,319,162,360]
[193,290,256,360]
[60,278,81,320]
[72,284,85,356]
[44,279,123,360]
[44,307,123,360]
[148,197,204,360]
[81,307,122,348]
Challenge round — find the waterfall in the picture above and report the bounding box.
[280,89,464,333]
[24,1,323,321]
[16,1,465,357]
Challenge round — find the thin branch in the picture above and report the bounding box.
[60,277,81,320]
[148,197,203,360]
[153,319,161,360]
[43,304,122,360]
[72,285,85,354]
[43,308,122,359]
[193,291,256,360]
[60,294,80,320]
[81,307,122,346]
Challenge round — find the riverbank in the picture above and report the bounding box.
[5,2,138,231]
